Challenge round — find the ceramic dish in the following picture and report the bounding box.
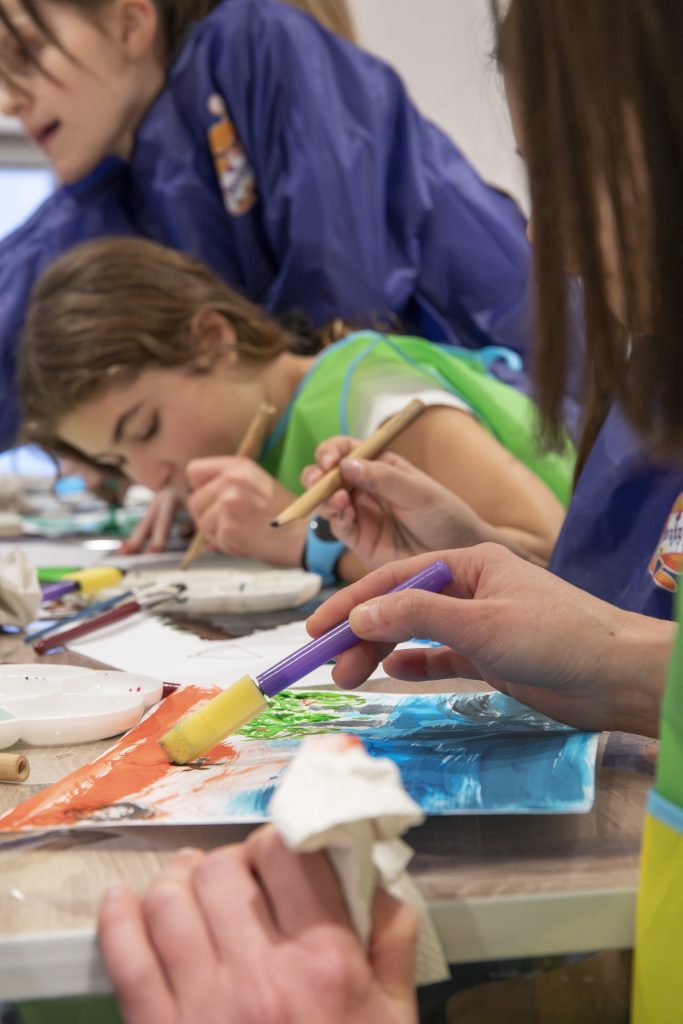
[0,663,91,679]
[0,668,165,748]
[123,566,322,615]
[60,670,163,708]
[0,690,144,747]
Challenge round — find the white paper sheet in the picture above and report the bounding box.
[68,614,419,689]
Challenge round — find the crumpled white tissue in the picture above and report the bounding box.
[0,548,41,628]
[270,733,450,986]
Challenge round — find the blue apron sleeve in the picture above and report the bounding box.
[211,0,534,354]
[0,159,139,451]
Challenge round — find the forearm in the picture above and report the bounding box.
[595,612,675,737]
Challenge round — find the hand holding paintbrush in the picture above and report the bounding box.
[271,398,426,528]
[181,401,276,569]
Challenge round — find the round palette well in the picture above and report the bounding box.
[0,667,165,748]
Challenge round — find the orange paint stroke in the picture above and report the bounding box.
[0,686,239,831]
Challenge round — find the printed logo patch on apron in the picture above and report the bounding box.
[207,93,257,216]
[649,492,683,592]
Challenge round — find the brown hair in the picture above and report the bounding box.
[283,0,356,43]
[0,0,356,84]
[19,236,303,453]
[494,0,683,461]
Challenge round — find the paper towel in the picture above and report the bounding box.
[270,733,450,985]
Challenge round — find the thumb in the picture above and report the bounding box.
[349,588,470,648]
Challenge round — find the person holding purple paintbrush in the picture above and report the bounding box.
[97,0,682,1021]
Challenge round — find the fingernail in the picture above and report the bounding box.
[321,453,336,470]
[351,600,380,632]
[177,846,201,857]
[340,458,364,479]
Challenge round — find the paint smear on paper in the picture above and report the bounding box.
[0,690,599,831]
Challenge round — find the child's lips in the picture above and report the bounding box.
[33,120,60,149]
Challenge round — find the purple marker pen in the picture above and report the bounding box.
[161,559,453,764]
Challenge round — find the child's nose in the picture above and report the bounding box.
[129,452,175,493]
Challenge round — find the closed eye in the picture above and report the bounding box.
[137,412,160,442]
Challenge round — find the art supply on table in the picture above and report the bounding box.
[181,401,276,571]
[67,611,412,691]
[0,666,164,749]
[36,567,80,584]
[33,584,185,655]
[0,753,30,783]
[25,590,135,645]
[0,687,600,831]
[160,558,452,764]
[41,565,124,603]
[120,565,321,615]
[270,734,449,984]
[271,397,426,528]
[0,548,41,628]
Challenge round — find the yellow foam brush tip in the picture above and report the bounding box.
[160,675,268,764]
[64,566,124,594]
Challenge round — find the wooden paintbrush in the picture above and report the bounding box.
[180,401,276,570]
[271,397,426,528]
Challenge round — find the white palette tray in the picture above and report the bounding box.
[123,565,322,615]
[0,664,163,748]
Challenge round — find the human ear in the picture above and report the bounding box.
[111,0,160,61]
[189,310,239,366]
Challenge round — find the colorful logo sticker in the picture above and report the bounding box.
[649,492,683,593]
[207,93,257,216]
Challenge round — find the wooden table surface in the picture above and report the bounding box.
[0,624,654,1000]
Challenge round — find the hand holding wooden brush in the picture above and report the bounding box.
[271,398,426,528]
[181,401,276,570]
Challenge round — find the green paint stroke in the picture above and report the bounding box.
[237,690,366,741]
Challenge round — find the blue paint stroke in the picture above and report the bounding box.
[223,691,598,818]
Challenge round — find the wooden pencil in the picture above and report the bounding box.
[180,401,277,570]
[0,753,30,783]
[271,397,426,528]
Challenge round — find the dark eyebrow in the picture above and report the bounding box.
[113,401,143,444]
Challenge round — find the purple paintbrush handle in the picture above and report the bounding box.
[41,580,78,602]
[255,559,453,698]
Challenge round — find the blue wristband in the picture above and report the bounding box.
[303,516,346,586]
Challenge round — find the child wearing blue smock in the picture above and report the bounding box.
[0,0,533,451]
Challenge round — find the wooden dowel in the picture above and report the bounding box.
[271,398,426,528]
[181,402,277,570]
[0,753,30,783]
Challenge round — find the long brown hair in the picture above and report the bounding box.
[19,236,301,453]
[0,0,356,83]
[494,0,683,461]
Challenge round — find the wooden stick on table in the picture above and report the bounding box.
[180,401,277,570]
[271,397,426,528]
[0,753,30,783]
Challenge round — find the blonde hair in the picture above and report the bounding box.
[19,237,298,453]
[283,0,357,42]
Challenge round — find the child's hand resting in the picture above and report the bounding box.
[301,437,497,567]
[119,488,187,555]
[186,457,306,565]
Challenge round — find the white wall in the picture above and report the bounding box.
[349,0,528,210]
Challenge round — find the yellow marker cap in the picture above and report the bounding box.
[64,566,124,594]
[160,675,268,765]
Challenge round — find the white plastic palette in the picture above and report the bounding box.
[0,664,163,749]
[123,565,322,615]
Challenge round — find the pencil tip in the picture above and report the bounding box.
[270,519,281,528]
